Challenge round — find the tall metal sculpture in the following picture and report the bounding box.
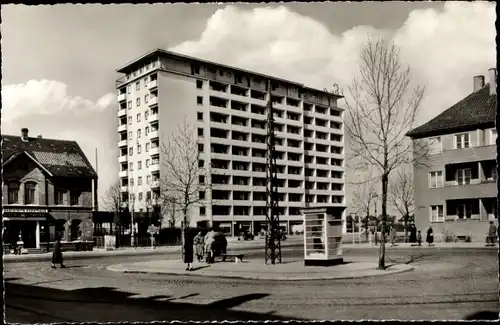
[264,80,282,265]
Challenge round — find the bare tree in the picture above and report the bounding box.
[101,181,122,227]
[352,175,377,239]
[344,38,427,269]
[163,199,179,228]
[160,121,209,230]
[389,165,415,243]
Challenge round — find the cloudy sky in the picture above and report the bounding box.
[1,2,496,212]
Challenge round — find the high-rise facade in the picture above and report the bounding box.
[116,49,346,236]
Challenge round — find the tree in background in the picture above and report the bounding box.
[101,181,123,230]
[352,174,378,239]
[389,165,415,243]
[344,38,427,269]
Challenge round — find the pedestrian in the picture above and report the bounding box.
[368,230,373,246]
[389,226,397,246]
[373,226,379,245]
[51,235,66,268]
[193,231,205,262]
[409,223,417,245]
[486,221,497,246]
[426,226,434,246]
[417,230,422,247]
[183,230,194,271]
[204,229,216,263]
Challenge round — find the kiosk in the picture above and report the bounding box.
[301,207,344,266]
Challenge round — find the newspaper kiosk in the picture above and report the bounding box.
[301,207,344,266]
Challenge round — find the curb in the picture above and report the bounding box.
[106,263,414,281]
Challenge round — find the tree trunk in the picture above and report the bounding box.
[378,172,389,270]
[404,214,408,243]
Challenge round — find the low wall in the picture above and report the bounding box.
[430,220,497,242]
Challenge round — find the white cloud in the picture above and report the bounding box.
[1,79,118,203]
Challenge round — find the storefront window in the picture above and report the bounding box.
[7,182,19,204]
[24,182,36,204]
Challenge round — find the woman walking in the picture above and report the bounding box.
[389,226,397,247]
[183,231,194,271]
[51,235,66,268]
[426,226,434,246]
[193,231,205,262]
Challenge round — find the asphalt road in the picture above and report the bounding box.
[4,246,499,322]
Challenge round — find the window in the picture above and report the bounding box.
[136,81,140,91]
[457,168,471,185]
[136,98,140,107]
[127,85,131,94]
[457,203,473,219]
[196,80,203,89]
[428,137,442,154]
[199,175,205,184]
[70,190,81,206]
[129,147,133,156]
[147,175,151,184]
[130,178,134,186]
[128,116,132,125]
[55,189,65,205]
[198,128,204,137]
[144,77,148,86]
[146,159,150,167]
[198,144,204,152]
[129,162,134,171]
[128,131,132,140]
[138,177,143,186]
[137,113,141,122]
[146,142,150,152]
[430,205,444,222]
[145,126,150,136]
[197,96,203,105]
[138,161,142,170]
[145,110,149,119]
[456,133,470,149]
[145,94,149,104]
[429,171,443,188]
[137,129,141,138]
[128,101,132,110]
[138,192,143,201]
[200,207,206,216]
[137,145,142,154]
[7,182,19,204]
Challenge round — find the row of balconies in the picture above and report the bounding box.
[119,163,160,179]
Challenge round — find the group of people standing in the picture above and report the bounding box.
[369,223,435,246]
[183,229,217,271]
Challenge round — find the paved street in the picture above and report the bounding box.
[5,246,499,322]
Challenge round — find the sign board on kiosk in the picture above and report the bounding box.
[300,206,345,266]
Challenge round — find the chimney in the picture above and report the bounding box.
[21,128,29,141]
[473,75,485,92]
[488,68,497,96]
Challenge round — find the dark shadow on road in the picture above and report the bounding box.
[5,281,300,323]
[191,265,211,271]
[464,311,499,320]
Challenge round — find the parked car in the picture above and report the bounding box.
[238,230,254,241]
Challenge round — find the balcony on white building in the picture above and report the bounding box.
[118,155,127,163]
[118,139,127,148]
[149,129,159,140]
[120,186,128,192]
[119,170,128,178]
[149,163,160,173]
[148,79,158,90]
[117,124,127,133]
[117,93,126,103]
[148,96,158,107]
[148,113,159,123]
[118,109,127,118]
[150,180,160,189]
[149,146,160,156]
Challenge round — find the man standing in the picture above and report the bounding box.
[486,221,497,246]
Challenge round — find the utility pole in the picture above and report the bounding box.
[264,80,282,265]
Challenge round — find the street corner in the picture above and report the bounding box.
[105,258,414,281]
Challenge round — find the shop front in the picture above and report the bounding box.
[3,207,49,250]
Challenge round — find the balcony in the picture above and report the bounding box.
[120,186,128,192]
[150,146,160,156]
[117,109,127,118]
[150,181,160,189]
[149,129,159,140]
[428,180,496,202]
[148,113,159,123]
[148,79,158,90]
[149,163,160,173]
[117,93,126,103]
[119,170,128,178]
[117,124,127,133]
[148,97,158,107]
[118,139,127,148]
[118,155,127,163]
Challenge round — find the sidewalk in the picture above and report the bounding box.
[107,257,413,281]
[342,242,499,249]
[3,237,302,263]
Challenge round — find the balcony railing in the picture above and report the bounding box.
[149,163,160,173]
[118,109,127,118]
[117,93,126,103]
[149,129,159,140]
[120,186,128,192]
[148,97,158,107]
[148,79,158,90]
[119,170,128,178]
[150,181,160,189]
[118,155,127,163]
[148,113,159,123]
[117,124,127,133]
[150,146,160,156]
[118,140,127,148]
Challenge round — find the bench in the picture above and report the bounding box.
[221,254,245,263]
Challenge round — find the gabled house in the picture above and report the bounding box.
[2,128,98,251]
[407,68,497,241]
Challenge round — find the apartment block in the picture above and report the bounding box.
[115,49,346,236]
[407,69,497,241]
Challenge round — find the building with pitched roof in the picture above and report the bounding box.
[407,68,497,241]
[2,128,98,251]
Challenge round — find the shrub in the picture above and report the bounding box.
[441,229,457,243]
[465,236,472,243]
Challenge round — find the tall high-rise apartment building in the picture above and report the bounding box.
[116,49,346,236]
